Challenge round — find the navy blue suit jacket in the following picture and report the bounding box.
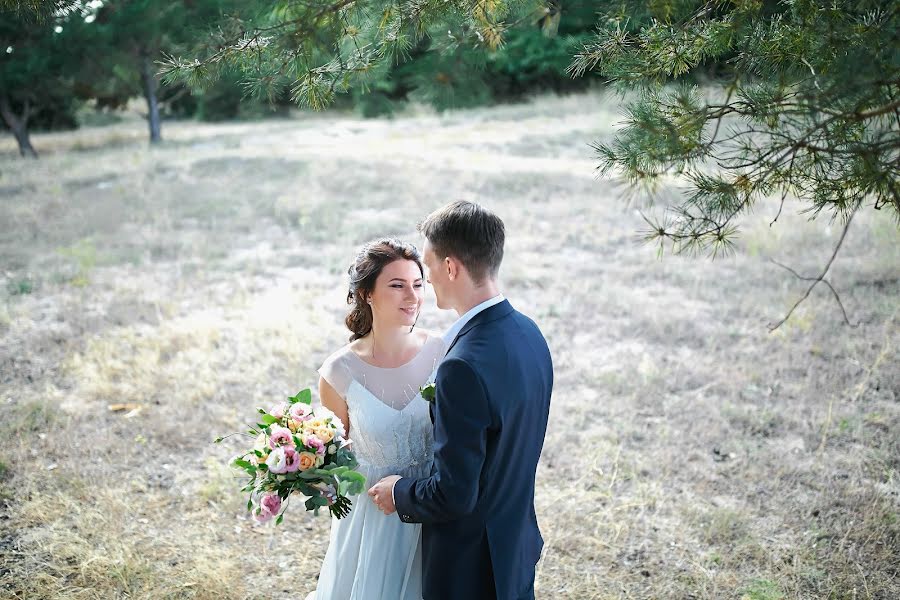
[394,300,553,600]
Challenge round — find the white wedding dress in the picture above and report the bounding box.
[307,334,446,600]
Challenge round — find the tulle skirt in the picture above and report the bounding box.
[306,461,431,600]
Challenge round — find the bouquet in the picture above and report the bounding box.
[217,389,366,523]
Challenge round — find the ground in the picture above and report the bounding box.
[0,93,897,599]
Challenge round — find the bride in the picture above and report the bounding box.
[306,238,445,600]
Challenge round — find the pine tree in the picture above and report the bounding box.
[0,4,79,157]
[81,0,239,144]
[569,0,898,327]
[161,1,555,110]
[569,1,899,255]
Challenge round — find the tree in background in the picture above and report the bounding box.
[568,0,898,327]
[161,0,564,110]
[78,0,242,143]
[0,4,80,156]
[352,0,597,116]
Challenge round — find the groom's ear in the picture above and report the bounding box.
[445,256,459,281]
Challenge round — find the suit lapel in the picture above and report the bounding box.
[430,301,513,426]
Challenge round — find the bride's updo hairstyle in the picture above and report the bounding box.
[345,238,424,341]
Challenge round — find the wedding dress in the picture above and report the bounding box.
[306,334,445,600]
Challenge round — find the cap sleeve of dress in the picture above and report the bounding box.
[317,347,353,400]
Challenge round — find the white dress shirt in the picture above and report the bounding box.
[441,294,506,346]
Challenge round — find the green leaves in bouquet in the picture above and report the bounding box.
[305,494,331,515]
[288,389,312,406]
[336,470,366,497]
[231,457,257,477]
[214,427,259,444]
[336,446,356,466]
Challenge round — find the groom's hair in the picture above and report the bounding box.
[418,201,505,283]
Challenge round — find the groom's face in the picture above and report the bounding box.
[422,240,451,310]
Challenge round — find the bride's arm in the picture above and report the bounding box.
[319,377,351,438]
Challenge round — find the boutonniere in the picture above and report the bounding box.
[419,381,436,403]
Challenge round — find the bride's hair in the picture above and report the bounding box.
[345,238,424,341]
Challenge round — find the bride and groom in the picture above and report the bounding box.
[308,201,553,600]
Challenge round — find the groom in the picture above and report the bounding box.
[368,201,553,600]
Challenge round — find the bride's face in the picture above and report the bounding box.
[368,259,425,329]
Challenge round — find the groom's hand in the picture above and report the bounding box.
[367,475,401,515]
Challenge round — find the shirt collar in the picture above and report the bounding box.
[442,294,505,346]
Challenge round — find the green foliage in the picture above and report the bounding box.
[166,0,600,115]
[166,71,291,122]
[62,0,250,137]
[0,0,77,22]
[573,0,899,256]
[0,7,81,133]
[288,389,312,405]
[484,26,595,97]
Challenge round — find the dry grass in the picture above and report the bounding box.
[1,92,898,599]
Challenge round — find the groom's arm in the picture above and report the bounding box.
[393,357,490,524]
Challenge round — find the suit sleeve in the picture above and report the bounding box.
[394,357,490,524]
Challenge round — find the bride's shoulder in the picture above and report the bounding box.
[321,341,356,368]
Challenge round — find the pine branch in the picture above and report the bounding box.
[768,211,858,331]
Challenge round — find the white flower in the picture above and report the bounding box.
[265,447,288,474]
[253,432,268,451]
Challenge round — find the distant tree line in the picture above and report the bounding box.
[0,0,598,156]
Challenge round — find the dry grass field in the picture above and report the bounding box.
[0,93,897,599]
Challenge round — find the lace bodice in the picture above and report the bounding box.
[318,335,446,470]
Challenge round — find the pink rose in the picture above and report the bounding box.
[254,509,273,523]
[255,492,282,522]
[265,447,288,474]
[282,446,300,472]
[269,403,288,420]
[261,492,282,515]
[289,403,312,422]
[268,425,294,448]
[305,435,326,456]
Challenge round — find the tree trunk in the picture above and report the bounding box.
[139,52,162,144]
[0,94,38,158]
